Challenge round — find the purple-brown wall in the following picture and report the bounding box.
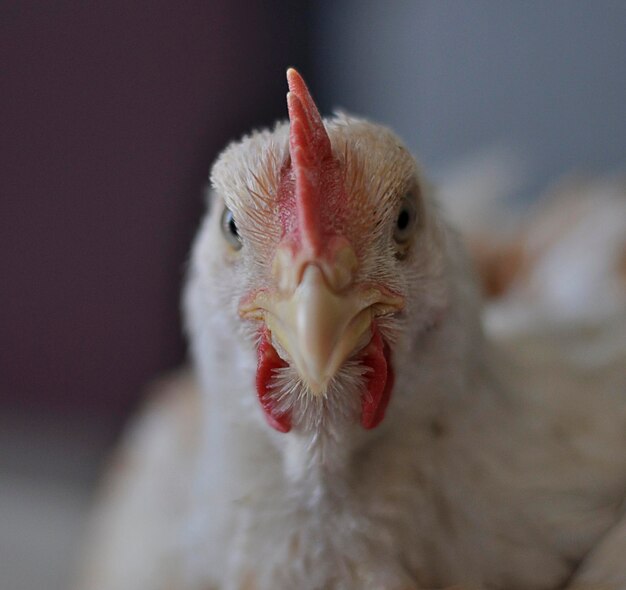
[0,1,312,424]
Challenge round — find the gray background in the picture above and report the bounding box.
[315,0,626,194]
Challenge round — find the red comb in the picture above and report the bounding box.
[286,68,334,254]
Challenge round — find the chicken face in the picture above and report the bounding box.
[192,69,448,436]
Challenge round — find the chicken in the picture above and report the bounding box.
[77,69,626,590]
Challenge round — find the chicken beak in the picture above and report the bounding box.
[267,264,373,395]
[241,247,403,396]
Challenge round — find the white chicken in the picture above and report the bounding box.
[78,69,626,590]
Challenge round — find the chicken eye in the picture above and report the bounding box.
[393,195,417,245]
[220,207,242,250]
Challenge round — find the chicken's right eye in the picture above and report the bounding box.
[220,207,242,250]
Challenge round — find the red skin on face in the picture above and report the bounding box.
[284,69,340,257]
[360,325,394,430]
[256,331,291,433]
[253,70,394,433]
[256,325,392,433]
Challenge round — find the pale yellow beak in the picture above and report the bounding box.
[240,248,403,396]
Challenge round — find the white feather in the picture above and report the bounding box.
[78,118,626,590]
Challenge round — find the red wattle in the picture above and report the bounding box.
[360,327,394,430]
[256,332,292,433]
[256,327,393,433]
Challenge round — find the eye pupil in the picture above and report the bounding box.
[393,193,418,249]
[220,207,243,250]
[228,216,238,237]
[397,209,410,231]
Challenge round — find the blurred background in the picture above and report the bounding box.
[1,2,625,588]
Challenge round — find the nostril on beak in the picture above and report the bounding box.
[320,239,358,292]
[272,239,358,295]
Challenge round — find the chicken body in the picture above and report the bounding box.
[79,71,626,590]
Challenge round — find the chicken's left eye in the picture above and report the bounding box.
[393,195,417,245]
[220,207,242,250]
